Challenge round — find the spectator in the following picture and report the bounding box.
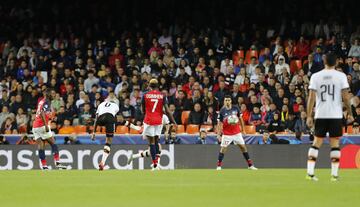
[294,111,310,135]
[203,106,217,129]
[275,55,290,76]
[0,117,18,134]
[64,136,81,144]
[165,129,181,144]
[16,108,28,130]
[84,71,99,93]
[16,135,36,145]
[284,113,296,133]
[349,39,360,59]
[0,135,10,145]
[196,129,208,144]
[188,103,204,125]
[294,36,310,61]
[267,113,284,133]
[78,103,94,125]
[119,98,135,120]
[249,106,264,132]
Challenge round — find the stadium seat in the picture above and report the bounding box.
[89,126,105,134]
[129,127,140,134]
[343,126,353,134]
[5,129,12,134]
[58,126,75,134]
[181,111,191,125]
[232,50,244,65]
[186,124,199,134]
[245,50,259,64]
[176,125,185,133]
[74,125,87,134]
[244,125,256,134]
[116,125,129,134]
[200,125,214,132]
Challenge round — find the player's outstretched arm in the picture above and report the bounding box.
[306,90,316,128]
[91,114,98,141]
[164,104,177,127]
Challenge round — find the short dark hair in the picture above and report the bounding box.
[325,53,337,67]
[224,95,232,99]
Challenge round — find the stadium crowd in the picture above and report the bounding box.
[1,0,360,144]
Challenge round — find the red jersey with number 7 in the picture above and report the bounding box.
[142,90,166,125]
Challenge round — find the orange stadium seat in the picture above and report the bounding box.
[244,125,256,134]
[74,125,87,134]
[176,125,185,134]
[129,127,140,134]
[116,125,129,134]
[186,124,199,134]
[181,111,191,125]
[245,50,259,64]
[200,125,214,132]
[232,50,244,65]
[58,126,75,134]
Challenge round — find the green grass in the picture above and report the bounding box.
[0,169,359,207]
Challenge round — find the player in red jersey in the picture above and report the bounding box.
[142,79,176,170]
[216,95,257,170]
[32,89,66,170]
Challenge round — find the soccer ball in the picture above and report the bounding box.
[227,115,239,125]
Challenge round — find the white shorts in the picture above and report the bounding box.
[143,123,162,137]
[221,133,245,147]
[32,125,53,140]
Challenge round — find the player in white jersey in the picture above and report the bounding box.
[91,100,119,170]
[127,114,171,167]
[306,53,354,181]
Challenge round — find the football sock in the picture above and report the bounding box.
[133,150,150,159]
[330,148,341,177]
[156,149,162,165]
[51,144,60,163]
[307,146,319,176]
[149,144,157,167]
[217,152,224,166]
[39,149,47,166]
[242,152,253,167]
[101,143,111,165]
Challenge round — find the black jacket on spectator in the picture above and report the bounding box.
[188,110,204,125]
[267,119,284,133]
[174,98,191,111]
[303,61,322,75]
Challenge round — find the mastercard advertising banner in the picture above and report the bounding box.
[340,145,360,168]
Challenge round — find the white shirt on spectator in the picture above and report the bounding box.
[348,45,360,58]
[246,63,258,77]
[275,63,290,76]
[141,64,152,74]
[176,66,192,77]
[234,74,245,85]
[84,77,99,93]
[250,74,260,84]
[17,46,32,59]
[220,60,233,75]
[158,35,173,47]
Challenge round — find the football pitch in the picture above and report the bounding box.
[1,169,359,207]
